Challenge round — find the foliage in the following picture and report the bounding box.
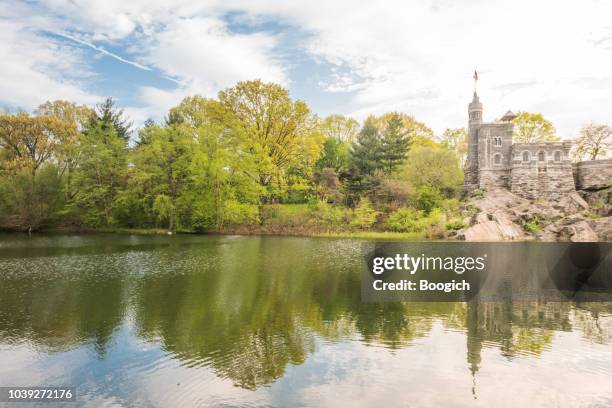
[512,112,559,143]
[414,185,444,214]
[320,114,359,142]
[573,123,611,161]
[441,128,468,167]
[400,144,463,195]
[350,198,379,229]
[70,121,128,227]
[218,80,324,200]
[315,138,349,171]
[91,98,133,141]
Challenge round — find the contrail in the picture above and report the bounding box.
[54,31,152,72]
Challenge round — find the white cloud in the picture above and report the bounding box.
[2,0,611,136]
[0,19,100,109]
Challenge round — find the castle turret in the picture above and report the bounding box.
[465,91,482,191]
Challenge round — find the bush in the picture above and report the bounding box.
[350,198,379,229]
[445,218,466,231]
[310,201,346,228]
[386,207,424,232]
[414,185,443,214]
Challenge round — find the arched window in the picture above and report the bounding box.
[522,151,530,162]
[538,151,545,161]
[494,137,502,146]
[494,154,502,165]
[554,151,561,162]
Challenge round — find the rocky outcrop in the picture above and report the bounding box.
[458,187,611,242]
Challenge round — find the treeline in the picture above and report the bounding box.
[0,80,466,236]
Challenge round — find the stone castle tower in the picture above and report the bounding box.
[464,91,578,200]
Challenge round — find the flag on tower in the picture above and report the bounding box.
[473,70,478,81]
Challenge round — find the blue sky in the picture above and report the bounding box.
[1,0,611,137]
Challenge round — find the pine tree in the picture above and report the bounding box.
[349,122,384,175]
[381,113,410,172]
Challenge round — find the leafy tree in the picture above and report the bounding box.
[131,125,194,231]
[320,114,359,142]
[188,120,260,230]
[218,80,323,201]
[91,98,133,141]
[400,144,463,195]
[315,138,349,171]
[0,113,72,175]
[573,123,611,161]
[441,128,468,167]
[35,101,94,200]
[71,122,128,227]
[512,112,558,143]
[365,112,434,141]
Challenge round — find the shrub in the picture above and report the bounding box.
[445,218,466,231]
[414,185,443,214]
[386,207,424,232]
[350,198,379,229]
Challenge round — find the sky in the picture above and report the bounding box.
[0,0,611,137]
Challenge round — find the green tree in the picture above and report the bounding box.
[218,80,323,202]
[315,138,349,171]
[400,144,463,196]
[71,121,128,227]
[91,97,133,141]
[512,112,558,143]
[131,125,194,231]
[381,113,410,172]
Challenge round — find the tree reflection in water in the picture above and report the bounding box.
[0,234,611,391]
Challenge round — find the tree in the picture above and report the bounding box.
[315,138,349,171]
[441,128,468,167]
[400,144,463,196]
[512,112,558,143]
[71,121,128,227]
[573,123,611,161]
[365,112,434,141]
[0,113,71,175]
[380,113,410,172]
[349,121,384,176]
[35,101,94,200]
[218,80,323,201]
[91,98,133,141]
[131,125,194,231]
[320,114,359,142]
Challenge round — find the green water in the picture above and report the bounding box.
[0,234,611,407]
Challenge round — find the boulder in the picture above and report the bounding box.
[463,221,505,241]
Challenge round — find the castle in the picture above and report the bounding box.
[464,91,612,199]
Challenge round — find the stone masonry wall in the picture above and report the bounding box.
[573,159,612,190]
[509,142,575,200]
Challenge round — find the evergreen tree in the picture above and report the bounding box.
[349,122,384,175]
[91,98,133,141]
[381,113,410,172]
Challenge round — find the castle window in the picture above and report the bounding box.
[494,137,502,146]
[494,154,502,165]
[538,151,545,161]
[522,151,530,162]
[554,151,561,162]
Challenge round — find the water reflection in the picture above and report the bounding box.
[0,234,611,406]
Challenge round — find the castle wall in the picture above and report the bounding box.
[573,159,612,190]
[477,123,513,189]
[509,142,575,200]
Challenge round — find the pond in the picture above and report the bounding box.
[0,234,611,407]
